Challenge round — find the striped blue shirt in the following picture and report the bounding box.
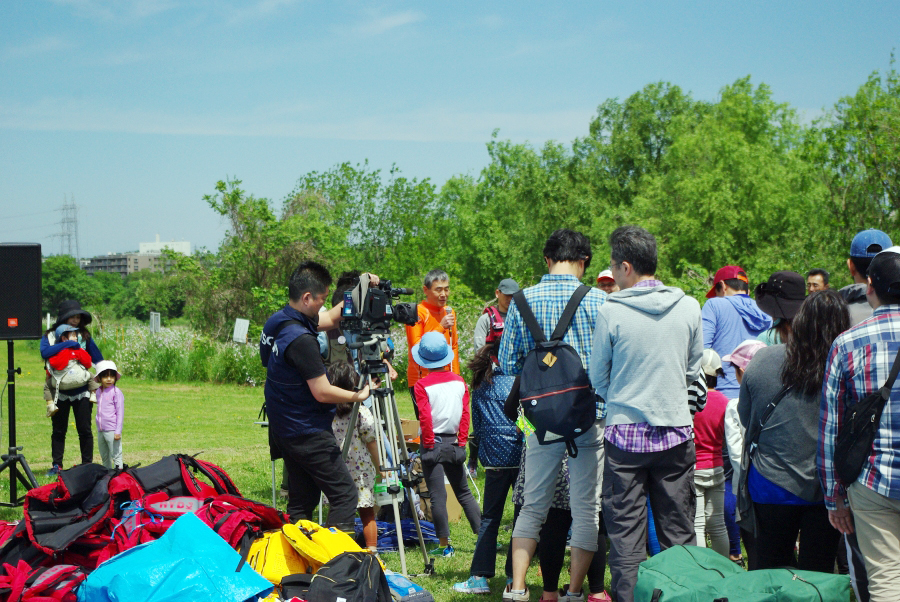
[498,273,607,419]
[819,305,900,509]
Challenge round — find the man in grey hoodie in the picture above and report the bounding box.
[701,265,772,400]
[590,226,703,602]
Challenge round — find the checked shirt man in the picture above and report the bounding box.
[820,247,900,601]
[498,228,607,602]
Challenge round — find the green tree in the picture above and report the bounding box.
[804,62,900,270]
[89,271,125,306]
[573,81,709,214]
[443,135,596,297]
[112,270,186,322]
[630,77,820,286]
[41,255,94,314]
[288,161,448,289]
[178,178,322,337]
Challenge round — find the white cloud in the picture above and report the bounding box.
[48,0,179,22]
[1,36,70,61]
[0,97,593,145]
[351,11,426,36]
[224,0,300,25]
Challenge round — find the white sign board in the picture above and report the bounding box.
[149,312,161,333]
[233,318,250,344]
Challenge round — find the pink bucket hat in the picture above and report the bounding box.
[721,340,767,371]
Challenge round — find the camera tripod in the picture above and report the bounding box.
[342,333,434,577]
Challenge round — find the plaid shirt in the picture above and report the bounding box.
[819,305,900,510]
[498,273,607,419]
[603,279,693,453]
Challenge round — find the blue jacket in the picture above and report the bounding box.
[40,334,103,363]
[471,369,522,468]
[260,305,333,438]
[701,294,772,398]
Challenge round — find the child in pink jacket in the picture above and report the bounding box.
[94,360,124,469]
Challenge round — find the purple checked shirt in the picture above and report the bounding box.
[604,279,693,453]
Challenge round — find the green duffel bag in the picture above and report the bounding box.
[635,545,851,602]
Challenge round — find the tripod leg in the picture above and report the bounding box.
[271,460,276,507]
[379,390,410,576]
[384,387,434,575]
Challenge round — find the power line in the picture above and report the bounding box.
[0,223,50,235]
[2,209,58,221]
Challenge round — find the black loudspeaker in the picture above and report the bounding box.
[0,244,42,340]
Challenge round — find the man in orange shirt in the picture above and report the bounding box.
[406,269,461,408]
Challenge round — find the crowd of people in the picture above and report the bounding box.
[256,225,900,602]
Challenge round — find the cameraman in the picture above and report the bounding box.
[259,261,374,531]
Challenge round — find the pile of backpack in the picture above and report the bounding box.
[0,454,392,602]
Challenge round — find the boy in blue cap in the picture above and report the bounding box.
[412,331,482,557]
[841,228,893,326]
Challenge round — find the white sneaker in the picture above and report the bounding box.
[501,585,529,601]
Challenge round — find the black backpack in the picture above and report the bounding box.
[307,551,392,602]
[505,285,597,457]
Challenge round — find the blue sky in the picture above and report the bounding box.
[1,1,897,259]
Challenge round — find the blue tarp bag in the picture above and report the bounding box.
[77,512,273,602]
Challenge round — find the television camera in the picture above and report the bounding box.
[340,275,417,334]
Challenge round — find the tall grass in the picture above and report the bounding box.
[97,325,266,386]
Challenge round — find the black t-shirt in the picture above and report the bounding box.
[284,333,326,381]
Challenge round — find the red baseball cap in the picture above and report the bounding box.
[706,265,749,298]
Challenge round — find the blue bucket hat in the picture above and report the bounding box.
[54,324,78,340]
[411,332,454,370]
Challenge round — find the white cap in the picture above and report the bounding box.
[597,269,614,283]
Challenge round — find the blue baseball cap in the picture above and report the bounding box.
[54,324,78,340]
[411,332,454,370]
[851,229,893,258]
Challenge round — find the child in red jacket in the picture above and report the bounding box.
[412,332,482,557]
[46,324,94,416]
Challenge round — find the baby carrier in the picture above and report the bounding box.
[45,332,93,393]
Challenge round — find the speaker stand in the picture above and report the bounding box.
[0,341,37,506]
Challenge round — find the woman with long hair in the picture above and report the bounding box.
[737,289,850,571]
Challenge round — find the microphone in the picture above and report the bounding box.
[394,287,415,295]
[445,306,454,338]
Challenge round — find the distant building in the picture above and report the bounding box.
[83,253,131,277]
[139,234,191,256]
[82,235,190,278]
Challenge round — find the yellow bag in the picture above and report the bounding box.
[247,530,309,584]
[282,520,364,572]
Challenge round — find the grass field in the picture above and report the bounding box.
[0,341,564,600]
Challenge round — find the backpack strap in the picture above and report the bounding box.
[747,384,793,459]
[550,285,591,342]
[512,290,547,344]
